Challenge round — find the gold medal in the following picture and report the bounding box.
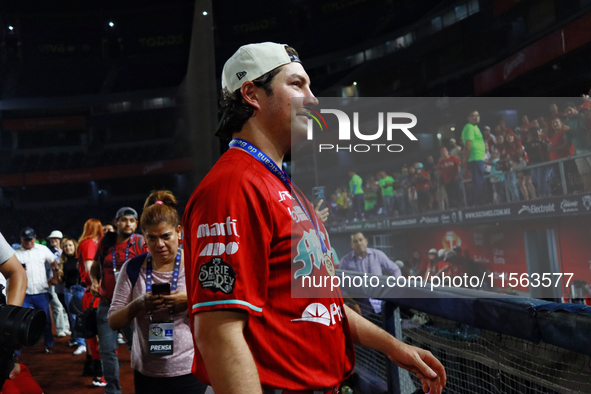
[324,254,335,277]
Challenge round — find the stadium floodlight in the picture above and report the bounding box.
[8,26,14,31]
[108,21,115,27]
[202,11,208,16]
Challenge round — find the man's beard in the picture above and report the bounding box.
[119,228,134,238]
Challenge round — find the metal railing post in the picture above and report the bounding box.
[559,161,567,195]
[462,180,468,207]
[382,301,401,394]
[504,173,511,202]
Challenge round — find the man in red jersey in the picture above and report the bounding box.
[183,42,446,394]
[90,207,146,394]
[438,147,462,208]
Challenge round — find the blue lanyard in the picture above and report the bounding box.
[145,248,181,293]
[146,249,181,316]
[228,138,327,254]
[112,233,135,274]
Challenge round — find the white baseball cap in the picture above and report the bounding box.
[221,42,301,93]
[428,248,437,255]
[48,230,63,239]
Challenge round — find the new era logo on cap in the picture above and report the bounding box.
[221,42,301,93]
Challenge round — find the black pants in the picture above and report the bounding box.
[133,370,207,394]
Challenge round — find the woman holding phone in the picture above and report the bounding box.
[108,190,206,394]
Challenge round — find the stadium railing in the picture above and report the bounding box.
[461,152,591,208]
[337,270,591,394]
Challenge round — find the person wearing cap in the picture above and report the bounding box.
[46,230,71,338]
[419,249,445,281]
[184,42,446,394]
[90,207,146,394]
[462,110,486,206]
[14,227,58,353]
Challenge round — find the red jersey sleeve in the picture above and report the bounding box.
[183,164,273,317]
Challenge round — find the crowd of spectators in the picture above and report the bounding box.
[0,195,208,394]
[326,99,591,221]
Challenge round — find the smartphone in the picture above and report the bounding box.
[312,186,327,212]
[151,283,171,296]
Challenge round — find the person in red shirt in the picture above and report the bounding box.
[413,162,432,212]
[438,147,462,208]
[77,219,105,385]
[520,115,532,144]
[548,117,575,194]
[78,219,103,288]
[505,131,535,200]
[497,120,513,137]
[184,42,446,394]
[90,207,146,394]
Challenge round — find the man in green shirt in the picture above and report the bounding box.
[378,171,395,216]
[349,170,365,220]
[461,110,486,206]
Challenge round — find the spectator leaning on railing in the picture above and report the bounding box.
[526,128,552,198]
[414,163,432,213]
[564,102,591,192]
[505,131,535,200]
[438,147,462,208]
[377,171,395,217]
[488,150,506,204]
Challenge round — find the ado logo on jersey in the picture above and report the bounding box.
[293,230,331,279]
[198,257,236,294]
[199,242,239,256]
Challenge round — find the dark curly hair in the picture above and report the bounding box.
[216,45,299,139]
